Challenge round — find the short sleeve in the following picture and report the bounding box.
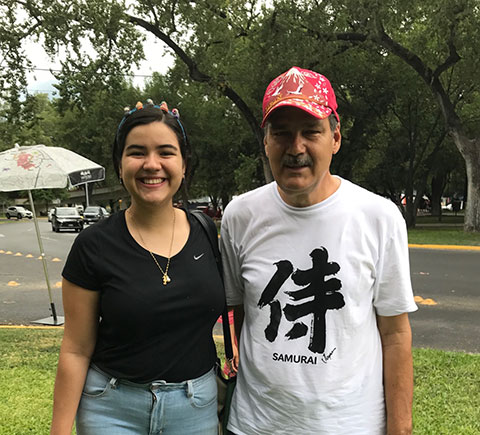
[372,209,418,316]
[220,215,245,306]
[62,229,102,291]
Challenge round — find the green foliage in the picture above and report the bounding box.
[31,188,69,211]
[234,153,262,194]
[53,85,140,186]
[1,0,478,208]
[0,94,61,150]
[0,0,144,108]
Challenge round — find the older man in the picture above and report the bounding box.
[220,66,417,434]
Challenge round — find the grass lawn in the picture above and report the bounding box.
[0,328,61,435]
[0,328,479,434]
[408,228,480,246]
[408,214,480,245]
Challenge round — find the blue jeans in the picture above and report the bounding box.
[76,364,218,434]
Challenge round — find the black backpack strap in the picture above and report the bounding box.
[191,210,233,360]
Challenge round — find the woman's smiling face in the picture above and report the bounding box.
[120,121,185,208]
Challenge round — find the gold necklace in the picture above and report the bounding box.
[128,209,176,285]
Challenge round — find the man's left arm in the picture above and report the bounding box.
[377,313,414,435]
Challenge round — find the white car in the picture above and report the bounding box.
[5,206,33,219]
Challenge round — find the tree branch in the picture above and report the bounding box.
[125,13,272,182]
[370,15,462,132]
[433,23,461,79]
[144,0,160,27]
[127,14,210,82]
[301,26,367,44]
[189,0,248,36]
[371,17,433,84]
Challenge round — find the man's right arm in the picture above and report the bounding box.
[220,208,245,370]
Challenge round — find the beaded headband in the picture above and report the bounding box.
[116,99,187,145]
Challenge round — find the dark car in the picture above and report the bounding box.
[83,206,110,224]
[51,207,84,232]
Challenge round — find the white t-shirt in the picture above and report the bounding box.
[220,178,417,435]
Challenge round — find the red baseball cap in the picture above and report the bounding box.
[261,66,339,127]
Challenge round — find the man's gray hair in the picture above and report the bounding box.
[328,114,338,134]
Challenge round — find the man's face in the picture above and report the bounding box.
[264,106,341,206]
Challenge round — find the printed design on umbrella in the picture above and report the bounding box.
[14,150,54,171]
[16,152,38,170]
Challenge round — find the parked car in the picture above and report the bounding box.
[5,206,33,219]
[83,206,110,224]
[196,204,222,219]
[48,208,55,222]
[51,207,84,232]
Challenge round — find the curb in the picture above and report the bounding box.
[0,325,63,329]
[408,244,480,251]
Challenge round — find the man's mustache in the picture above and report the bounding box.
[281,154,313,167]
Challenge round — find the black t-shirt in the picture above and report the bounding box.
[62,209,225,383]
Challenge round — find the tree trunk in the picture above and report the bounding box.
[405,192,416,228]
[179,184,190,208]
[453,134,480,232]
[369,21,480,232]
[431,174,446,220]
[221,192,230,210]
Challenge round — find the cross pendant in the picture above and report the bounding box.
[163,274,170,285]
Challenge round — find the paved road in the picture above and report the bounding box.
[409,248,480,353]
[1,218,479,353]
[0,218,79,323]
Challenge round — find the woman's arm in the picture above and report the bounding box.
[51,278,100,435]
[228,312,239,372]
[229,305,244,371]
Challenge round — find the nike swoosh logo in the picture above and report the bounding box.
[194,253,205,260]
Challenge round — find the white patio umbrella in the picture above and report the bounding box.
[0,144,105,325]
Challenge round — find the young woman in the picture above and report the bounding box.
[51,101,225,434]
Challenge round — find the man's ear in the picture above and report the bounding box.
[332,124,341,155]
[264,134,270,158]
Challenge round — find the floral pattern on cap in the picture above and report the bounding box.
[261,66,339,127]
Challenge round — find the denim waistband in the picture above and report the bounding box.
[90,363,214,391]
